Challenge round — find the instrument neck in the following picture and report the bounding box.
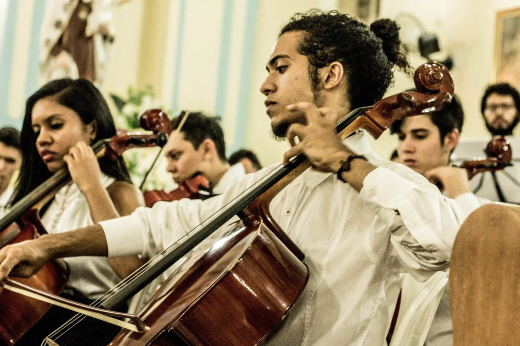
[0,140,108,231]
[97,106,369,310]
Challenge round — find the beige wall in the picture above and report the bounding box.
[100,0,520,166]
[374,0,520,160]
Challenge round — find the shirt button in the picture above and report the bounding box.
[286,209,291,215]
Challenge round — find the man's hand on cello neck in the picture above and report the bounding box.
[0,224,108,288]
[283,102,376,192]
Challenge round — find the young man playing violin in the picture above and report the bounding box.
[163,111,245,196]
[131,111,246,313]
[391,94,492,346]
[0,10,464,345]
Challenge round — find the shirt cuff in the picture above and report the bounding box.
[454,192,482,217]
[100,212,146,258]
[361,166,417,206]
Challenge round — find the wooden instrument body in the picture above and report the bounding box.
[0,210,67,345]
[109,216,308,346]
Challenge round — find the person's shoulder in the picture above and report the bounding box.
[107,181,142,201]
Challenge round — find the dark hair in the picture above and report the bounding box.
[390,92,464,142]
[279,9,412,109]
[0,126,20,150]
[173,111,227,162]
[390,149,399,161]
[480,82,520,115]
[229,149,262,170]
[480,82,520,135]
[12,78,131,205]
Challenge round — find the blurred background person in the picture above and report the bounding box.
[229,148,263,174]
[0,126,21,216]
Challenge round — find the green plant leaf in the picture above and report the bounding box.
[110,94,127,113]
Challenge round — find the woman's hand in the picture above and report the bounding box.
[64,142,103,194]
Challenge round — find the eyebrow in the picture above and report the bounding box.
[266,54,292,71]
[398,128,429,136]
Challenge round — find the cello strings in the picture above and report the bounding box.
[44,107,362,342]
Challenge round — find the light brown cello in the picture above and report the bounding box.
[43,61,455,346]
[0,109,171,346]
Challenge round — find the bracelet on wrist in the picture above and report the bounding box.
[336,154,368,183]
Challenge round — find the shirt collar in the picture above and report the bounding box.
[213,163,246,194]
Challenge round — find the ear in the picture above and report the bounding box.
[322,61,344,90]
[87,120,97,141]
[199,138,217,161]
[443,129,460,152]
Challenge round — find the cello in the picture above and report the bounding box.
[41,62,455,346]
[0,109,171,346]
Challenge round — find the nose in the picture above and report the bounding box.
[260,74,275,96]
[399,136,415,153]
[36,128,52,147]
[166,160,177,174]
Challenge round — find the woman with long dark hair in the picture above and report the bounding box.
[11,78,144,345]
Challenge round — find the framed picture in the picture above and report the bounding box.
[494,7,520,90]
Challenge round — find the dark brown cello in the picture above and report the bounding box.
[44,62,455,346]
[0,109,171,346]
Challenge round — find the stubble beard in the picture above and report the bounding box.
[270,84,323,141]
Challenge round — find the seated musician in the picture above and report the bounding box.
[0,127,22,216]
[228,148,263,173]
[472,82,520,203]
[0,10,464,345]
[6,78,144,345]
[163,111,245,196]
[391,94,491,346]
[131,111,246,312]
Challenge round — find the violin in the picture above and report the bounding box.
[143,174,211,207]
[0,109,172,346]
[44,62,455,346]
[461,135,512,180]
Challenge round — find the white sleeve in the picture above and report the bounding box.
[360,165,465,279]
[454,192,491,217]
[101,164,279,258]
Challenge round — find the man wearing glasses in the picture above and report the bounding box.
[473,82,520,203]
[481,82,520,137]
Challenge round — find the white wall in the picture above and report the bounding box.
[374,0,520,161]
[3,0,520,166]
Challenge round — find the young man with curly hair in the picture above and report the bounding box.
[0,10,463,345]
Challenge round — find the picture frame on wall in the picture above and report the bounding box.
[494,7,520,90]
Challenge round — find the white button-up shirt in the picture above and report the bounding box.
[101,130,464,346]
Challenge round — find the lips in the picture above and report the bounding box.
[39,150,56,163]
[403,159,416,167]
[264,100,277,114]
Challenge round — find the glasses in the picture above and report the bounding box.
[485,103,516,112]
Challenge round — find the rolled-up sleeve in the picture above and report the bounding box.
[360,165,465,279]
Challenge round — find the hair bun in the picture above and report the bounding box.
[370,19,410,72]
